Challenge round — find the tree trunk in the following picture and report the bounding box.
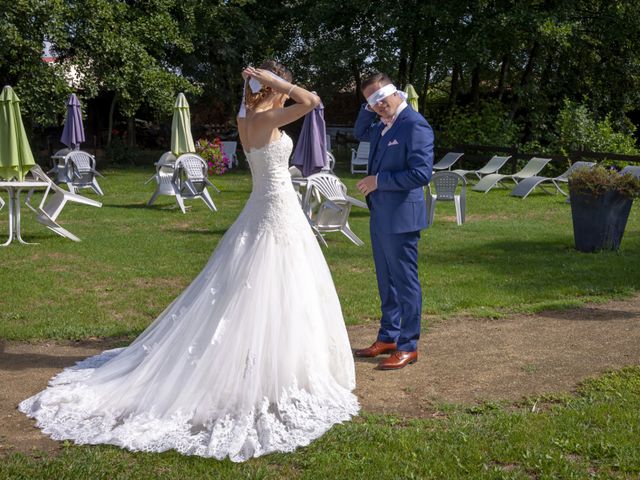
[226,64,238,123]
[107,92,118,147]
[421,62,432,114]
[497,53,510,102]
[448,63,461,108]
[470,63,481,110]
[351,58,362,109]
[408,32,419,86]
[397,43,408,89]
[510,41,539,119]
[127,116,136,148]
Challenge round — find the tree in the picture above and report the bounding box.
[57,0,199,146]
[0,0,71,127]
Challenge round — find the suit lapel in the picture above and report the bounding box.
[368,122,384,173]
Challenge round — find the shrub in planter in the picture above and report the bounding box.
[568,166,640,252]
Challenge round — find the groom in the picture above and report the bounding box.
[353,72,434,370]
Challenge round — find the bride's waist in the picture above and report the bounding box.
[250,177,296,194]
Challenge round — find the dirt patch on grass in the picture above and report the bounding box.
[351,296,640,416]
[1,296,639,457]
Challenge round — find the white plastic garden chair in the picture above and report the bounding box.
[350,142,369,174]
[146,151,177,207]
[453,155,511,181]
[25,165,102,242]
[511,161,596,198]
[472,157,552,193]
[302,172,364,246]
[63,151,104,195]
[172,154,220,214]
[433,152,464,171]
[425,171,467,226]
[221,141,238,168]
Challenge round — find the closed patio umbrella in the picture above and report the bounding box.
[60,93,85,150]
[0,86,36,181]
[292,100,327,177]
[405,84,419,111]
[171,93,195,156]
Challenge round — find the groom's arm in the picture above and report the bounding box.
[376,119,433,191]
[354,104,378,142]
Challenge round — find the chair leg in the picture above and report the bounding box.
[454,196,463,225]
[428,195,437,226]
[205,179,221,193]
[91,179,104,196]
[341,224,365,246]
[199,189,217,212]
[313,227,328,247]
[66,182,76,194]
[147,189,161,206]
[174,193,187,214]
[552,180,568,196]
[36,214,81,242]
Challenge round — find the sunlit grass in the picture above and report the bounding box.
[2,368,639,479]
[1,165,639,340]
[1,164,639,477]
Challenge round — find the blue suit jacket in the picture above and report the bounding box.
[354,104,434,234]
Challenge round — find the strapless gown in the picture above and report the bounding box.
[19,133,359,462]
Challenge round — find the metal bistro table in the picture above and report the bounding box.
[0,180,49,246]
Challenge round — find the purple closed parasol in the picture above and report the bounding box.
[292,100,327,177]
[60,94,85,150]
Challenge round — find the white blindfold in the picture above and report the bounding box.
[366,84,408,106]
[238,70,289,118]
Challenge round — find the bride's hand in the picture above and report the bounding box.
[242,66,254,81]
[247,68,287,91]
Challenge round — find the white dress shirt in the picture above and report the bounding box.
[381,101,408,136]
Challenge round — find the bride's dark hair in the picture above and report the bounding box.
[245,60,293,111]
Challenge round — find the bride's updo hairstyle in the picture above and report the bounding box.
[245,60,293,111]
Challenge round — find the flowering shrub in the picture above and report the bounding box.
[195,137,228,175]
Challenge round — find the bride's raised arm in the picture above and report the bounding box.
[243,66,320,128]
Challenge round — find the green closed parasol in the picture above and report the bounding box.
[171,93,195,157]
[405,84,419,111]
[0,86,36,181]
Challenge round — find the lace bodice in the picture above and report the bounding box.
[241,133,308,241]
[245,132,293,194]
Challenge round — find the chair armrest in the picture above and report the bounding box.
[144,174,157,185]
[346,196,367,209]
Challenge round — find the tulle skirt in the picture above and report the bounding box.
[19,194,359,461]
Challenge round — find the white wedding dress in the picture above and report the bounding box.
[19,132,359,462]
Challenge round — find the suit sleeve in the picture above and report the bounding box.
[354,104,378,142]
[376,119,433,191]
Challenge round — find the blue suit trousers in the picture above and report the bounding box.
[370,225,422,352]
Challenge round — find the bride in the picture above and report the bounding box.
[19,60,359,462]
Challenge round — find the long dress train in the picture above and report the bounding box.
[19,132,359,462]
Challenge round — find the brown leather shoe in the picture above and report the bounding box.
[376,350,418,370]
[354,340,397,358]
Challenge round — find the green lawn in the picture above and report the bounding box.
[1,166,638,340]
[1,166,639,478]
